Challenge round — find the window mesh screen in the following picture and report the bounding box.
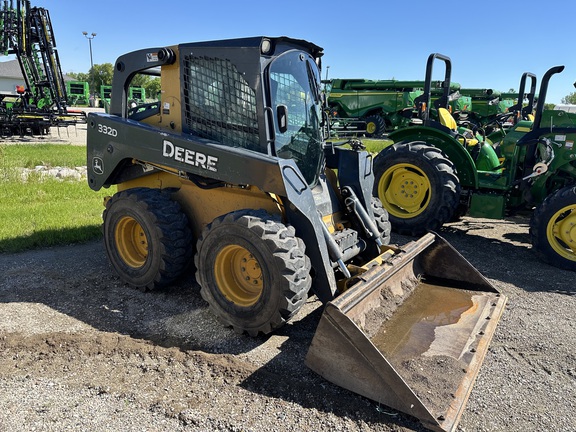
[271,72,307,128]
[183,56,260,151]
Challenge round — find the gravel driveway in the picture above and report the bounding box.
[0,211,574,432]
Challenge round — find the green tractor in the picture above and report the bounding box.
[454,88,515,133]
[373,53,576,271]
[457,72,538,141]
[325,77,464,137]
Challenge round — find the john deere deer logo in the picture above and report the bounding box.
[92,157,104,175]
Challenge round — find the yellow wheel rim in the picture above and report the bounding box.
[115,216,148,268]
[366,121,377,134]
[377,163,431,218]
[214,245,263,307]
[546,204,576,262]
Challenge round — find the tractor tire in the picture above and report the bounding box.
[371,197,392,244]
[195,210,312,336]
[364,115,386,137]
[373,141,461,236]
[530,185,576,271]
[103,188,193,290]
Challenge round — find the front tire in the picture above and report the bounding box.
[103,188,193,290]
[373,142,461,236]
[364,115,386,137]
[530,185,576,271]
[371,197,392,244]
[195,210,311,336]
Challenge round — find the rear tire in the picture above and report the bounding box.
[530,185,576,271]
[195,210,311,336]
[373,142,461,236]
[103,188,193,290]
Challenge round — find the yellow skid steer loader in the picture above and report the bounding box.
[86,36,506,431]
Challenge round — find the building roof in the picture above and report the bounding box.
[0,59,24,79]
[0,59,74,81]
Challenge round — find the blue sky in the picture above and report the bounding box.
[22,0,576,104]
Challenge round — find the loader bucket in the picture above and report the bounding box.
[306,233,506,432]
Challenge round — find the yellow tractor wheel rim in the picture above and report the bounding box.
[546,203,576,262]
[115,216,148,268]
[366,121,377,134]
[215,245,263,307]
[378,163,431,218]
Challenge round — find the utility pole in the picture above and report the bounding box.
[82,31,97,104]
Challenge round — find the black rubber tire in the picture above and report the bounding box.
[195,210,312,336]
[371,197,392,245]
[103,188,193,290]
[364,114,386,137]
[373,141,461,236]
[530,185,576,271]
[449,199,470,222]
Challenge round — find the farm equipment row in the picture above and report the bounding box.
[324,75,527,138]
[372,53,576,271]
[325,77,469,137]
[323,52,575,272]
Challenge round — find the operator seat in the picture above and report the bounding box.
[438,107,479,147]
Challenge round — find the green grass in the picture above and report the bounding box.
[0,143,89,168]
[329,137,393,154]
[362,138,394,154]
[0,144,110,253]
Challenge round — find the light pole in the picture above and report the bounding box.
[82,31,96,70]
[82,32,97,104]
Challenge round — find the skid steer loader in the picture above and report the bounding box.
[86,37,506,432]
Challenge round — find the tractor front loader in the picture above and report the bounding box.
[86,37,506,431]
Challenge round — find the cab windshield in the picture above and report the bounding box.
[269,51,323,186]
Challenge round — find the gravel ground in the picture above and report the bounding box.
[0,216,574,432]
[0,121,574,431]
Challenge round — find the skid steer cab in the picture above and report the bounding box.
[86,37,506,431]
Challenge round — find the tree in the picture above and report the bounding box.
[144,77,161,99]
[88,63,114,95]
[561,92,576,105]
[75,72,89,82]
[66,71,89,82]
[130,73,150,88]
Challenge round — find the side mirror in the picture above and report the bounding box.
[277,104,288,133]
